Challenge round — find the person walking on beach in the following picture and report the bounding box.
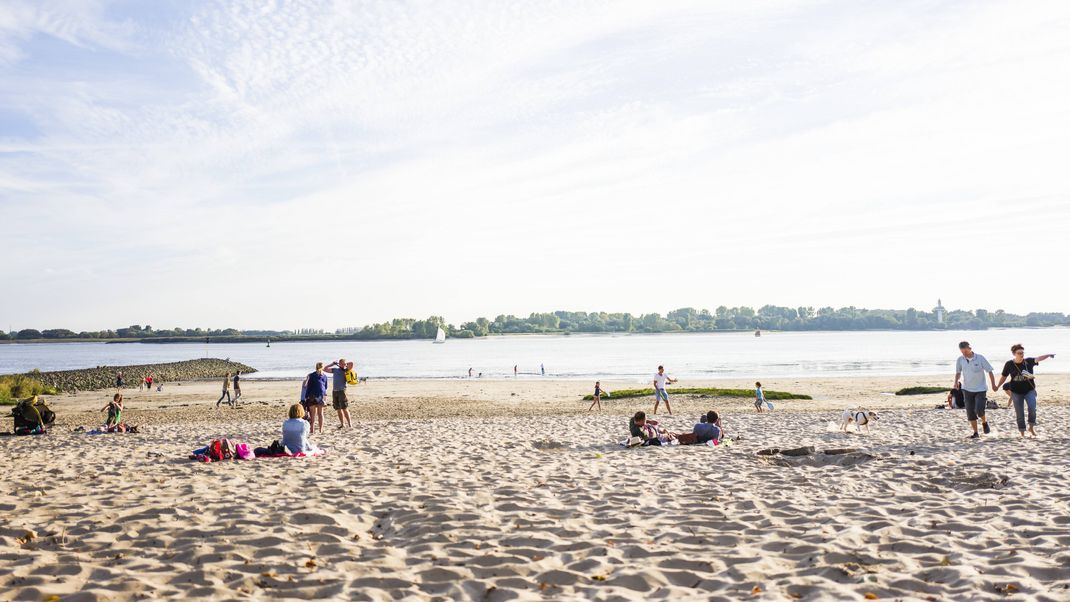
[514,365,518,378]
[302,362,328,434]
[323,358,352,429]
[232,370,242,403]
[541,363,545,376]
[754,382,767,412]
[589,381,607,412]
[216,372,233,408]
[994,344,1055,438]
[115,372,125,391]
[468,367,473,378]
[652,366,677,415]
[954,341,996,439]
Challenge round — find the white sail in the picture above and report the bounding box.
[434,327,446,344]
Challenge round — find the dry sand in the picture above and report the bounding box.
[3,376,1070,600]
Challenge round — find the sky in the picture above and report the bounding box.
[1,0,1069,332]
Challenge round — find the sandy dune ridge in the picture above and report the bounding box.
[3,377,1070,600]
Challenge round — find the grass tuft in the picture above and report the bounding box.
[895,386,948,396]
[582,387,811,401]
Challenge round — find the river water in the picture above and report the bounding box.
[2,328,1067,380]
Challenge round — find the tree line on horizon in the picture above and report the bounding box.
[4,306,1070,342]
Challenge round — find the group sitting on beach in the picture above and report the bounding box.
[627,409,723,447]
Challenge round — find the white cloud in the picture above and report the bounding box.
[2,0,1069,330]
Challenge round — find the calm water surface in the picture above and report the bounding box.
[2,329,1067,380]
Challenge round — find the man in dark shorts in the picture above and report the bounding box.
[954,341,996,439]
[324,358,352,429]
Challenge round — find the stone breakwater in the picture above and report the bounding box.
[20,359,256,392]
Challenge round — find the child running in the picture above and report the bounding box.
[754,382,766,412]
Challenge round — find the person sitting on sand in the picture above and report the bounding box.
[946,382,965,409]
[629,411,676,446]
[282,404,318,455]
[693,410,723,444]
[102,393,123,428]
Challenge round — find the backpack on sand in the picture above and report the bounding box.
[208,438,233,461]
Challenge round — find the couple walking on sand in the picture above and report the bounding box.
[954,340,1055,439]
[301,358,355,433]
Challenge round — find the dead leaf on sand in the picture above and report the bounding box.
[305,558,317,569]
[751,585,762,595]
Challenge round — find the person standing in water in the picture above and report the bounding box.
[541,363,545,376]
[954,341,996,439]
[652,365,677,415]
[216,372,233,408]
[514,365,518,378]
[994,344,1055,438]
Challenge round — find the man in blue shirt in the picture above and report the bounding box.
[693,410,722,444]
[954,341,996,439]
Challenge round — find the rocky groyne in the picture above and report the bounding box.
[19,358,256,392]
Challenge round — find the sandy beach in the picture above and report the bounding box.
[4,376,1070,600]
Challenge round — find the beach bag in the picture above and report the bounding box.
[234,442,254,460]
[207,438,233,461]
[267,440,288,455]
[345,369,358,385]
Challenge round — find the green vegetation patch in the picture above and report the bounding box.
[582,387,811,401]
[895,386,948,396]
[0,374,60,403]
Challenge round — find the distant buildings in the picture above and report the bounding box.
[933,299,946,324]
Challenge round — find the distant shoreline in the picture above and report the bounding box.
[2,325,1068,346]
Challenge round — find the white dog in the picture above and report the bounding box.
[840,409,879,433]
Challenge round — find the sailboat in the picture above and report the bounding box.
[433,327,446,344]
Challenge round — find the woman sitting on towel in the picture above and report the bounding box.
[101,393,123,428]
[282,404,318,455]
[693,410,723,444]
[629,411,677,446]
